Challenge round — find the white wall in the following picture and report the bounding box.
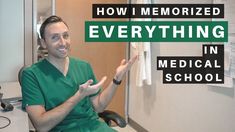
[0,0,24,82]
[128,0,235,132]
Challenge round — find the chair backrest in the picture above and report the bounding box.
[18,66,28,86]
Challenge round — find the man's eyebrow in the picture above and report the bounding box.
[50,31,69,35]
[63,31,69,34]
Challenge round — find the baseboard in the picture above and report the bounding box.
[128,117,148,132]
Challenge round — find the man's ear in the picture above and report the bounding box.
[40,39,47,49]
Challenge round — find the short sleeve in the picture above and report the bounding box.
[86,63,101,97]
[21,69,45,110]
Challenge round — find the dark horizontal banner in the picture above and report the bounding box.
[85,21,228,42]
[92,4,224,18]
[162,69,224,83]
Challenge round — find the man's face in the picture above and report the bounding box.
[43,22,71,59]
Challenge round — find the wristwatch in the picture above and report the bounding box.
[113,78,122,85]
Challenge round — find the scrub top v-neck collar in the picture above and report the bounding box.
[45,57,71,78]
[44,58,75,88]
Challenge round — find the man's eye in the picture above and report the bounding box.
[51,35,60,40]
[63,33,69,39]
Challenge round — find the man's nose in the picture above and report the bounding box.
[59,36,66,45]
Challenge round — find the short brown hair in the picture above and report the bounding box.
[40,15,68,40]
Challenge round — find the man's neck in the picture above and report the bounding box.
[47,56,69,76]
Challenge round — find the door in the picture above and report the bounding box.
[56,0,127,117]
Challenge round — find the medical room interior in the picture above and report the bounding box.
[0,0,235,132]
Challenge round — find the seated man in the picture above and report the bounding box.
[21,15,137,132]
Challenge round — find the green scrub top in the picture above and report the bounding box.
[21,57,116,132]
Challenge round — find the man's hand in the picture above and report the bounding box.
[115,55,138,81]
[78,76,107,98]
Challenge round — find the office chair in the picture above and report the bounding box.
[18,66,127,129]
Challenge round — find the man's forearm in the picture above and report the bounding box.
[94,81,119,112]
[27,92,84,131]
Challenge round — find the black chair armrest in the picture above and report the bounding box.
[98,110,127,128]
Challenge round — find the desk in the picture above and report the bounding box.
[0,82,29,132]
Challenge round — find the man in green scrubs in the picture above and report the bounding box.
[21,16,137,132]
